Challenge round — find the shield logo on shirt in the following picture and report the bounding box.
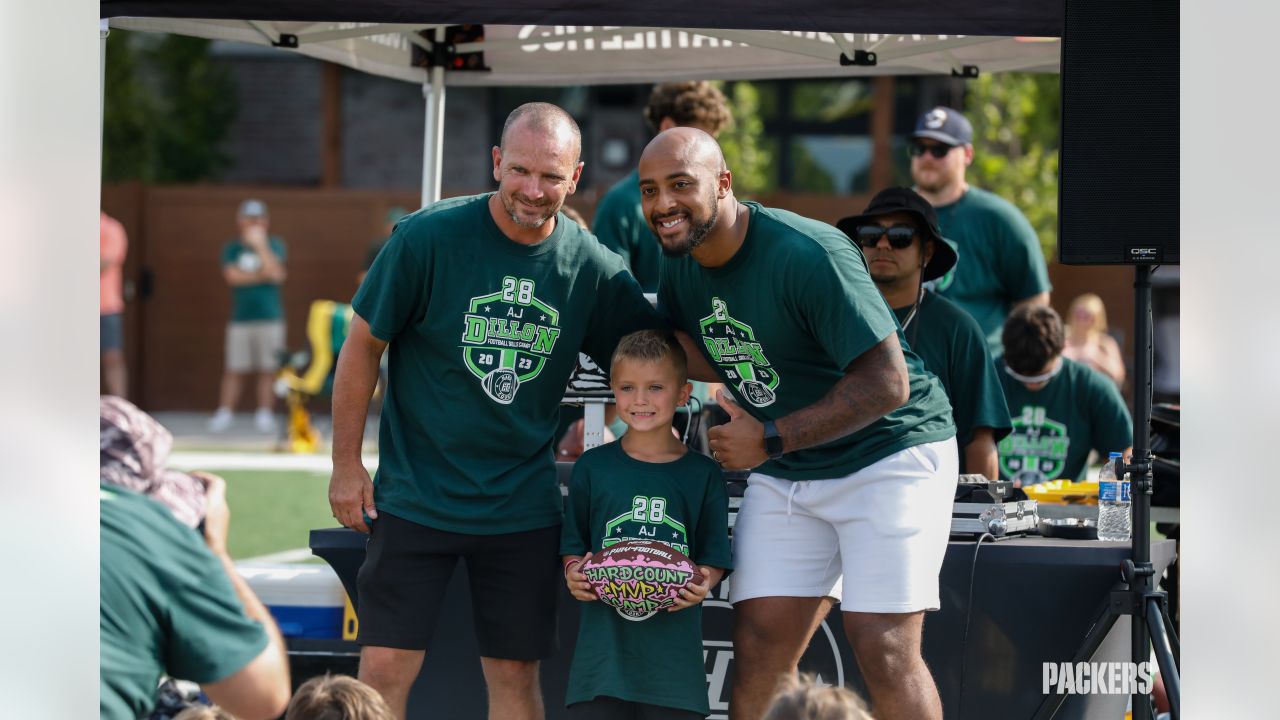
[460,277,562,405]
[697,297,781,408]
[998,405,1071,484]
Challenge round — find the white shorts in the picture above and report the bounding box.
[225,320,286,373]
[729,437,958,613]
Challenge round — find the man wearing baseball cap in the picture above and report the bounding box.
[908,106,1051,355]
[210,198,288,434]
[839,188,1011,480]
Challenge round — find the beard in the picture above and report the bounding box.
[501,191,558,229]
[657,195,719,258]
[911,161,957,194]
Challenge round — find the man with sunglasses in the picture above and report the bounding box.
[908,106,1051,356]
[839,187,1012,480]
[642,127,957,720]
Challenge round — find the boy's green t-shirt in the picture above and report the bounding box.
[353,194,661,534]
[997,357,1133,485]
[894,291,1011,466]
[659,202,956,480]
[560,442,732,715]
[221,236,287,322]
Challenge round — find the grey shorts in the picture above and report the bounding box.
[225,320,286,372]
[101,313,123,353]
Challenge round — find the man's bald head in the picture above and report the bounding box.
[638,127,734,259]
[640,126,727,177]
[500,102,582,163]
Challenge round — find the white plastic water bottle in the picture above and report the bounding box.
[1097,452,1132,541]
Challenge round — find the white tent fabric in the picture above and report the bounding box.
[101,11,1064,450]
[106,19,1060,85]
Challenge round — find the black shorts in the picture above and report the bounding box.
[355,512,560,660]
[567,697,706,720]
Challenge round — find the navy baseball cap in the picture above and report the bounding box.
[911,106,973,147]
[836,187,958,283]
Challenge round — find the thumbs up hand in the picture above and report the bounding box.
[707,388,768,470]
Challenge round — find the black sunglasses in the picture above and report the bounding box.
[854,224,917,249]
[908,142,954,159]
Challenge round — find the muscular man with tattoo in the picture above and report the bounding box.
[642,128,959,720]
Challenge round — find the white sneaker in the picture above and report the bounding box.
[255,408,278,434]
[208,407,233,433]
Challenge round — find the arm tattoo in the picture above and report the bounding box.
[774,334,909,453]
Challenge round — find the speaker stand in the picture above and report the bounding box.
[1120,265,1180,720]
[1030,266,1180,720]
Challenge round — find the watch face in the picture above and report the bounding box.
[764,431,784,459]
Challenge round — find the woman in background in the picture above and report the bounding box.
[1062,293,1126,387]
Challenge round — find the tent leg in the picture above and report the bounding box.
[420,28,446,208]
[100,18,109,180]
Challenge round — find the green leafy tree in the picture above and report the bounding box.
[963,73,1060,260]
[102,31,154,180]
[103,31,238,182]
[716,81,775,197]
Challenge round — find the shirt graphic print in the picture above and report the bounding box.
[698,296,780,408]
[999,404,1070,485]
[460,275,562,404]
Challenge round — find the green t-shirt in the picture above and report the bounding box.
[221,236,287,322]
[593,169,662,292]
[894,291,1011,470]
[354,194,662,535]
[930,187,1052,355]
[100,484,268,720]
[997,357,1133,485]
[659,202,956,480]
[560,442,733,715]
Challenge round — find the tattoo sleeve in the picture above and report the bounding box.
[773,333,910,453]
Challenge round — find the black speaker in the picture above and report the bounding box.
[1058,0,1179,265]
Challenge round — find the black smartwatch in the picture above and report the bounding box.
[762,419,785,460]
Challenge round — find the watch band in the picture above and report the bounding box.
[762,419,784,460]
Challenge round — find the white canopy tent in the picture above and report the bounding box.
[102,17,1061,205]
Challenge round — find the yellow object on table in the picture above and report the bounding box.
[1024,479,1099,506]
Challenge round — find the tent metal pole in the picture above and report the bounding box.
[100,18,109,208]
[420,27,446,207]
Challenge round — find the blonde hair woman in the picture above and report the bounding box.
[1062,293,1125,386]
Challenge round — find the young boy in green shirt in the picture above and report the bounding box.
[561,329,733,719]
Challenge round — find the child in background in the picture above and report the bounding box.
[284,673,394,720]
[561,329,732,719]
[763,673,875,720]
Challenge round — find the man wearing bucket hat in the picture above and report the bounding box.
[839,187,1011,480]
[908,106,1051,355]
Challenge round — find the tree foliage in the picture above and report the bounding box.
[716,81,774,198]
[103,31,238,183]
[963,72,1060,260]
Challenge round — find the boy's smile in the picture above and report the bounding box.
[610,357,692,435]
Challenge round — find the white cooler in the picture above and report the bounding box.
[236,562,349,640]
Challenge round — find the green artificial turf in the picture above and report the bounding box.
[212,469,342,560]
